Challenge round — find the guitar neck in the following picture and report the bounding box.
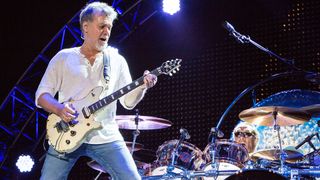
[87,68,162,114]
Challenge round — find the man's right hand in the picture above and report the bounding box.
[57,103,77,122]
[37,93,77,123]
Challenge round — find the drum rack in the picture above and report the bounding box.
[142,167,320,180]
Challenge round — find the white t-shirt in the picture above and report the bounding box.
[35,46,132,144]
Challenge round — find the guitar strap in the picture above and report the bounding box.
[102,49,111,85]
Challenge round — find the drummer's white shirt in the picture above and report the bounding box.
[35,46,132,144]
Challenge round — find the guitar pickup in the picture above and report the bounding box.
[82,107,91,118]
[55,121,70,133]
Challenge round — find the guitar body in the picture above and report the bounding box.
[46,87,104,153]
[46,59,181,153]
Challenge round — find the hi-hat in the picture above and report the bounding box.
[251,148,303,162]
[116,115,172,130]
[239,106,311,126]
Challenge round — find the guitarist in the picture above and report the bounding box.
[35,2,157,180]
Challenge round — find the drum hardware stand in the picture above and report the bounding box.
[167,128,190,175]
[131,109,141,155]
[295,132,319,152]
[94,171,103,180]
[284,167,320,180]
[207,127,224,177]
[272,109,288,175]
[290,169,300,180]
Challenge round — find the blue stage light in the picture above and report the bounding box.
[162,0,180,15]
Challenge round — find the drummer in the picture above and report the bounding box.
[232,122,260,155]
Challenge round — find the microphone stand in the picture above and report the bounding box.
[216,71,304,129]
[216,21,314,130]
[224,21,299,71]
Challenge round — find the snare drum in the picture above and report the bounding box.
[151,139,203,177]
[202,140,249,180]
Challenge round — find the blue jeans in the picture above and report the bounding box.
[40,141,141,180]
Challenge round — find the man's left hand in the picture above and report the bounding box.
[143,70,157,89]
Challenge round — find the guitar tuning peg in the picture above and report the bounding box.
[173,70,176,74]
[169,73,173,76]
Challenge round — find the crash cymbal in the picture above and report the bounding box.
[239,106,311,126]
[125,141,144,152]
[116,115,172,130]
[301,104,320,118]
[251,148,303,163]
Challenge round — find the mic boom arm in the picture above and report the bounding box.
[223,21,299,70]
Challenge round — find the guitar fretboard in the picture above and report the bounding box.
[87,68,161,114]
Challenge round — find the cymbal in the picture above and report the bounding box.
[135,160,151,169]
[301,104,320,118]
[125,141,144,152]
[116,115,172,130]
[251,148,303,162]
[87,160,107,173]
[239,106,311,126]
[132,148,157,163]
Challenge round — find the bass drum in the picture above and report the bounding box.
[225,169,287,180]
[151,139,203,178]
[202,140,249,180]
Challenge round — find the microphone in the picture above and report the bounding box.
[295,133,318,150]
[223,21,248,43]
[223,21,236,34]
[180,128,190,140]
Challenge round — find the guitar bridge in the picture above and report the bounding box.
[55,121,70,133]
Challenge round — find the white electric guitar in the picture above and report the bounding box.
[46,59,182,153]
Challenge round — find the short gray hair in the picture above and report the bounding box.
[79,2,118,32]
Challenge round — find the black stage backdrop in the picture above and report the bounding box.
[1,0,320,179]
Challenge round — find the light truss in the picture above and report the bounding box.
[0,0,159,171]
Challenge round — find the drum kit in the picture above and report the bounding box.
[87,105,320,180]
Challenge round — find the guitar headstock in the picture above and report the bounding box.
[160,58,182,76]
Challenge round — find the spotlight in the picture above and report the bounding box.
[162,0,180,15]
[15,154,34,173]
